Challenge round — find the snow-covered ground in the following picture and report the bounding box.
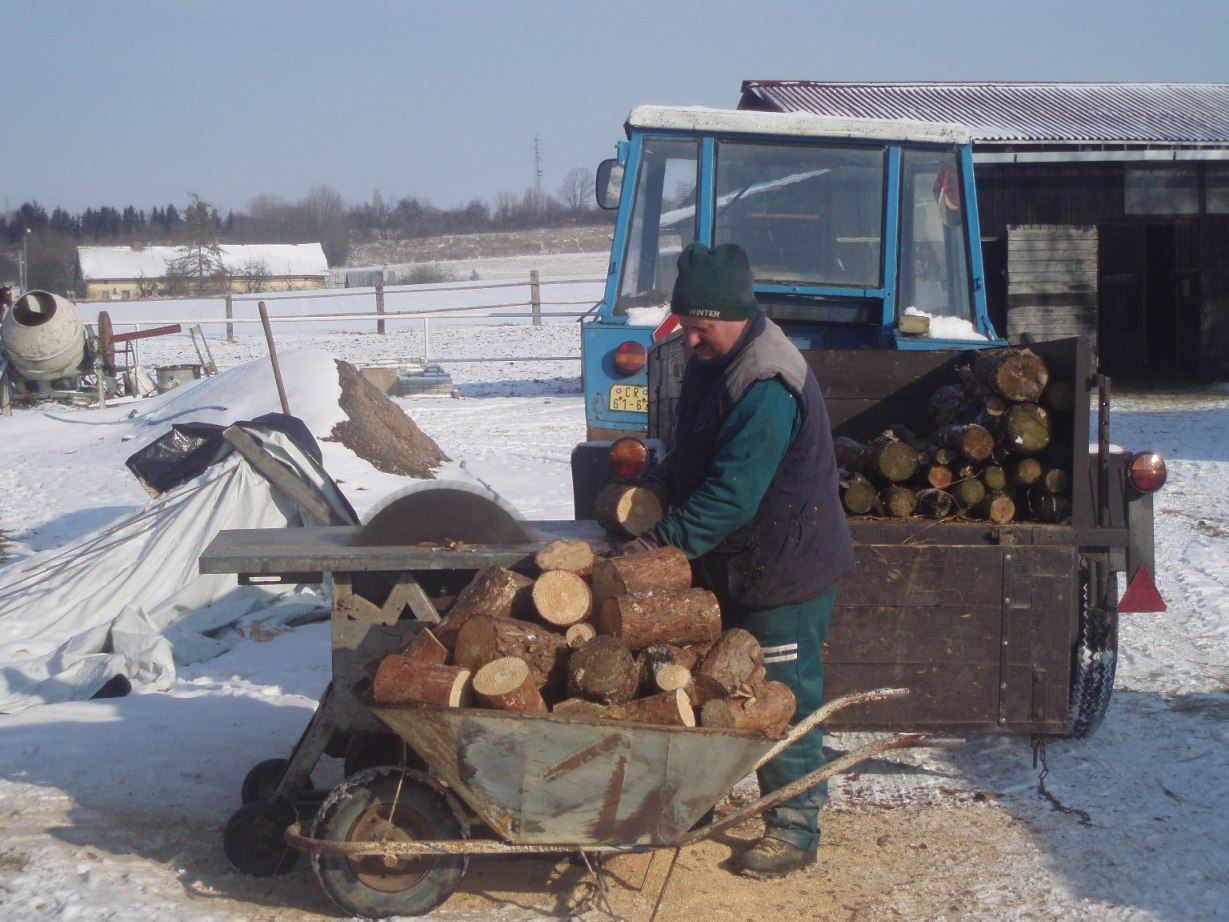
[0,262,1226,920]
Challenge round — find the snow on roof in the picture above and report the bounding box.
[78,243,329,280]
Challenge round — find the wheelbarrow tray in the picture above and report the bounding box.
[370,702,775,847]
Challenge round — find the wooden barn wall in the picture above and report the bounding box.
[1200,215,1229,380]
[1005,225,1098,344]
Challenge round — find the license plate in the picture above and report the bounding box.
[609,384,648,413]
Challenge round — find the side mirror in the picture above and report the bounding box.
[595,159,624,210]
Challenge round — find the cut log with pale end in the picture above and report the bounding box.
[973,346,1050,403]
[565,622,597,648]
[551,697,610,719]
[1002,402,1051,454]
[472,657,547,713]
[916,487,956,519]
[949,476,986,510]
[599,588,723,650]
[534,537,597,576]
[531,569,593,627]
[882,484,919,518]
[439,564,534,648]
[980,464,1008,493]
[1009,456,1044,487]
[1040,466,1070,494]
[611,689,695,728]
[399,627,449,665]
[593,482,663,538]
[695,628,765,697]
[934,422,995,462]
[566,634,639,705]
[700,680,797,737]
[373,657,472,707]
[453,614,566,690]
[971,491,1017,524]
[836,434,917,484]
[840,470,880,514]
[917,463,954,490]
[636,642,700,695]
[590,545,691,608]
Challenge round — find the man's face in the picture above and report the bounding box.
[679,315,749,361]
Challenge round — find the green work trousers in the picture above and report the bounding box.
[727,588,836,854]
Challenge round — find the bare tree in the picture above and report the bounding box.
[164,194,228,296]
[558,167,595,217]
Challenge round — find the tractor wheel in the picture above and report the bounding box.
[312,767,468,919]
[223,799,300,876]
[1066,571,1119,738]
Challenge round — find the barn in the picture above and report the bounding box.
[739,81,1229,382]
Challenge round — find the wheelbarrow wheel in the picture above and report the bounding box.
[312,766,469,919]
[223,799,300,876]
[241,758,291,805]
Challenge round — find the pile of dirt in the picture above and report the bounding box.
[327,359,449,478]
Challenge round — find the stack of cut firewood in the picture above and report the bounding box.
[837,346,1071,524]
[369,541,796,737]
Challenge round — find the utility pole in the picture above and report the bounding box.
[20,228,30,294]
[533,136,544,215]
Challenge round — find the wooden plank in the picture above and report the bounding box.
[222,426,352,527]
[825,604,1000,663]
[823,663,1000,731]
[837,544,1010,608]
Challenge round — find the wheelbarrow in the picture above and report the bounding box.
[280,687,959,919]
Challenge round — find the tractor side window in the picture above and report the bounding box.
[898,148,974,322]
[714,141,885,288]
[615,138,699,314]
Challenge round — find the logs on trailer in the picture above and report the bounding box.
[593,482,663,538]
[599,587,724,649]
[590,545,691,607]
[837,346,1073,525]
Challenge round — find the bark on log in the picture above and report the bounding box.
[566,634,639,705]
[973,346,1050,403]
[534,537,597,576]
[551,697,611,719]
[600,588,723,650]
[933,422,995,462]
[611,689,695,728]
[565,622,597,648]
[440,564,534,645]
[472,656,548,713]
[835,434,917,483]
[695,628,765,696]
[399,627,449,666]
[699,681,796,737]
[373,658,472,707]
[453,614,566,690]
[1002,403,1051,454]
[531,569,593,627]
[591,545,691,608]
[593,482,663,539]
[916,487,956,519]
[928,383,978,428]
[971,491,1017,524]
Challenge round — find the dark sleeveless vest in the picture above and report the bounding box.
[669,311,856,613]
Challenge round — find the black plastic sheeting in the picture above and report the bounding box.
[125,413,325,496]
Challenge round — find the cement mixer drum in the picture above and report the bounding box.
[0,290,87,380]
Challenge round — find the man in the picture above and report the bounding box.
[631,241,856,878]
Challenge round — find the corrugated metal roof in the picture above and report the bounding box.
[739,81,1229,145]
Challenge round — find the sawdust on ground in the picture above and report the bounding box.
[326,359,449,478]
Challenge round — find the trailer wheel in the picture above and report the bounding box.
[223,799,300,876]
[1066,575,1118,738]
[343,733,426,778]
[312,766,468,919]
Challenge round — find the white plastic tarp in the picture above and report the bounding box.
[0,427,346,714]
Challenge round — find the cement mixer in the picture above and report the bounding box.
[0,290,116,411]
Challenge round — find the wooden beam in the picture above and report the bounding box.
[222,425,351,526]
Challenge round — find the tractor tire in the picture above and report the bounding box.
[1066,573,1119,738]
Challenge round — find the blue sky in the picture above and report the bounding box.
[4,0,1228,217]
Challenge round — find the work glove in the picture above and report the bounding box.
[620,528,663,556]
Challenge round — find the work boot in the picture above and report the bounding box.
[735,835,816,879]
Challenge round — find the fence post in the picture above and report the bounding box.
[530,269,541,326]
[225,293,235,342]
[376,284,386,335]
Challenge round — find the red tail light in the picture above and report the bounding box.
[1128,451,1167,493]
[609,437,652,478]
[613,340,647,376]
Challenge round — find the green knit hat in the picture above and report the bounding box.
[670,242,758,320]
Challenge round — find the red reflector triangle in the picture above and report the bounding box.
[1118,566,1166,613]
[653,314,680,341]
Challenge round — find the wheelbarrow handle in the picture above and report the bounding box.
[752,687,910,772]
[677,731,963,848]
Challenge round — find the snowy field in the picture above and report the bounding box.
[0,261,1226,920]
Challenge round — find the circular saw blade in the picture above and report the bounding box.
[354,481,532,547]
